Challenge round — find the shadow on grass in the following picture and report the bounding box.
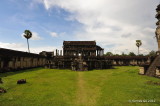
[0,67,44,78]
[111,67,117,69]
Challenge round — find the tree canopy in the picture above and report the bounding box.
[105,52,113,56]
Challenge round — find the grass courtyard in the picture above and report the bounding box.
[0,66,160,106]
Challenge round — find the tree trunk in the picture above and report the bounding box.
[138,47,139,55]
[27,39,30,53]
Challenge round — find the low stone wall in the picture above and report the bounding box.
[43,55,150,70]
[0,48,46,72]
[104,56,150,66]
[0,48,151,72]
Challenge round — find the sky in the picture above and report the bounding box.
[0,0,159,54]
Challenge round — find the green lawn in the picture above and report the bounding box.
[0,66,160,106]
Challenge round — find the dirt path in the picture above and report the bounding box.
[75,72,100,106]
[76,72,87,105]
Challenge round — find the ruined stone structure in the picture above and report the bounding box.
[156,4,160,52]
[139,4,160,78]
[63,41,104,56]
[104,56,149,66]
[0,41,150,72]
[42,41,112,71]
[41,41,149,71]
[0,48,46,72]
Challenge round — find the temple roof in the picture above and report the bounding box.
[96,45,103,50]
[156,4,160,12]
[0,48,44,57]
[156,11,160,19]
[63,41,96,45]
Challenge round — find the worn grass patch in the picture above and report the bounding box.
[0,66,160,106]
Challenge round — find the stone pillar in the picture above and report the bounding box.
[103,49,104,55]
[56,49,58,56]
[1,61,3,69]
[113,60,116,65]
[101,50,103,56]
[156,68,160,77]
[139,67,145,75]
[156,5,160,52]
[52,51,54,56]
[96,50,97,56]
[9,61,13,68]
[60,50,62,56]
[97,50,99,56]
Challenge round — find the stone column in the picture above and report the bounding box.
[52,51,54,56]
[56,49,58,56]
[155,5,160,53]
[139,67,145,75]
[97,50,99,56]
[156,68,160,77]
[60,50,62,56]
[103,50,104,55]
[1,61,3,69]
[58,50,59,56]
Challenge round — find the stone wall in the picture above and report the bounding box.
[0,48,150,72]
[0,48,46,72]
[43,55,149,70]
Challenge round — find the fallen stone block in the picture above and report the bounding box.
[0,88,6,93]
[17,79,26,84]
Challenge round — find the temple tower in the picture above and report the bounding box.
[156,4,160,53]
[145,4,160,77]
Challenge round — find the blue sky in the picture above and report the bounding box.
[0,0,159,54]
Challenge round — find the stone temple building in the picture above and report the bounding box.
[63,41,104,57]
[41,41,149,71]
[139,3,160,78]
[41,41,112,71]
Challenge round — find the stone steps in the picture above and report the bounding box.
[146,55,160,76]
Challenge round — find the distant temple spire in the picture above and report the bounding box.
[155,4,160,52]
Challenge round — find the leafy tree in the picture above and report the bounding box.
[138,54,144,56]
[136,40,142,55]
[121,52,127,56]
[128,52,136,56]
[105,52,113,56]
[147,50,156,56]
[114,54,120,56]
[23,30,32,53]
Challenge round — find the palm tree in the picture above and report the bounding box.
[23,30,32,53]
[136,40,142,55]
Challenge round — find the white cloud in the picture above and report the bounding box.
[31,32,43,40]
[50,32,58,37]
[30,46,59,53]
[36,0,159,54]
[0,42,24,49]
[21,32,43,40]
[0,42,61,54]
